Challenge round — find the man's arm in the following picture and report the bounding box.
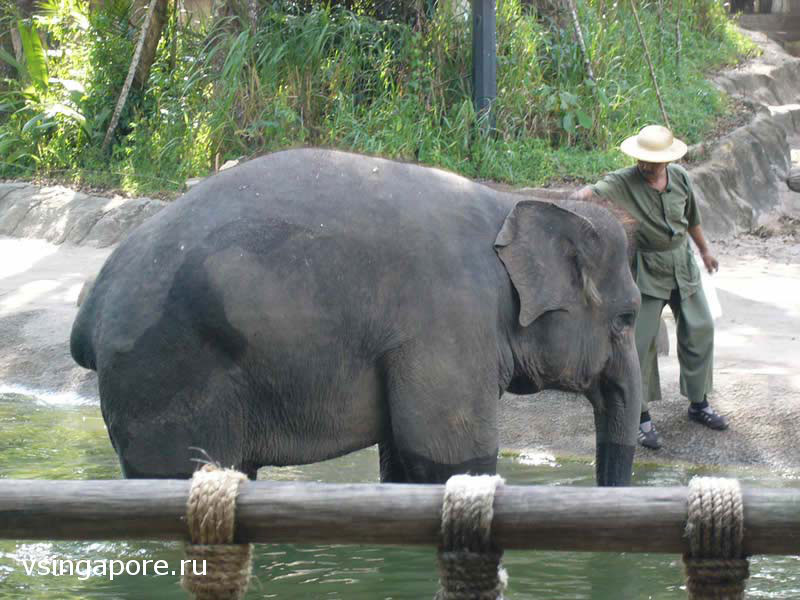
[568,186,594,202]
[688,224,719,273]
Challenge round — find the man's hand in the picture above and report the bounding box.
[568,186,594,202]
[700,250,719,274]
[689,225,719,274]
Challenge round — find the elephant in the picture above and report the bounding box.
[70,148,642,486]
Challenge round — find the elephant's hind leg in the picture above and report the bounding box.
[378,439,407,483]
[380,443,497,483]
[379,345,499,484]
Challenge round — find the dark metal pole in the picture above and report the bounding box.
[471,0,496,130]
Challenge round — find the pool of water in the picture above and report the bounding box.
[1,392,799,599]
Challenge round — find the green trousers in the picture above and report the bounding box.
[636,289,714,414]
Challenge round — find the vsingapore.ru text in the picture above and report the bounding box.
[18,558,207,580]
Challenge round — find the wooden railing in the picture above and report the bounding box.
[1,479,799,555]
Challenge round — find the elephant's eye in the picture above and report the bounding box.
[612,311,636,333]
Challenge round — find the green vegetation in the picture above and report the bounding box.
[0,0,757,196]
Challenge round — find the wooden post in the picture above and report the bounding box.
[1,480,799,555]
[169,0,178,71]
[471,0,496,130]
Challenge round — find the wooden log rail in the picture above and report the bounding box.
[1,480,799,555]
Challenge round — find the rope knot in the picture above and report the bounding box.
[435,474,507,600]
[182,464,253,600]
[683,477,749,600]
[683,557,750,597]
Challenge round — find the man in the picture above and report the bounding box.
[571,125,728,450]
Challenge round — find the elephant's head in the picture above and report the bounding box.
[495,199,641,486]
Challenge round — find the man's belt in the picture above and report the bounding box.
[638,237,686,253]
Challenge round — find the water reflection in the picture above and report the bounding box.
[1,393,798,599]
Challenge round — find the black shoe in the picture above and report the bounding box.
[688,406,729,430]
[638,423,662,449]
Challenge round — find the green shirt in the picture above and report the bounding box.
[590,163,702,300]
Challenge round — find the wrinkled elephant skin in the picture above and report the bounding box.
[70,149,641,485]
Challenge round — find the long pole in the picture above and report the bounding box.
[564,0,594,82]
[629,0,671,129]
[2,480,799,555]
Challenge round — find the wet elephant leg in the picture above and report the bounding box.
[379,439,407,483]
[380,426,498,484]
[380,346,499,484]
[378,441,497,483]
[393,450,497,483]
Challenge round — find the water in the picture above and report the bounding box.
[1,392,798,599]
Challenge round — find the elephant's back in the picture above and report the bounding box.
[173,148,506,239]
[73,149,511,371]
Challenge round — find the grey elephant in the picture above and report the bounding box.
[70,149,642,486]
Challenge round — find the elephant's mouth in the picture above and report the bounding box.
[555,363,601,394]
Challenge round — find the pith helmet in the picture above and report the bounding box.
[620,125,688,163]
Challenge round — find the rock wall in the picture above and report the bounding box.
[687,116,792,236]
[686,29,800,236]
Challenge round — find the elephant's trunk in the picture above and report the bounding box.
[591,339,642,486]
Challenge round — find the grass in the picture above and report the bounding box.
[0,0,759,196]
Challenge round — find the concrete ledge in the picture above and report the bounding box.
[0,183,166,248]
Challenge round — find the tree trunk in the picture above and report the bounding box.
[563,0,594,82]
[102,0,160,153]
[133,0,168,88]
[17,0,35,15]
[0,29,15,81]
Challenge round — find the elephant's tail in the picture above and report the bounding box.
[70,277,98,371]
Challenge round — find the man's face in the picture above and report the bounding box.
[637,160,667,181]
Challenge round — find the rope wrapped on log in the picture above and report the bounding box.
[435,474,507,600]
[182,464,253,600]
[683,477,749,600]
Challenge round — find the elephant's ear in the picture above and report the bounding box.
[495,200,601,327]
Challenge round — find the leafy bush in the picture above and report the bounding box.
[0,0,758,195]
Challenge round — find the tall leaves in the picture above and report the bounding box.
[18,22,48,89]
[0,0,759,194]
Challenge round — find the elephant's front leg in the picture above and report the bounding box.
[379,346,499,484]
